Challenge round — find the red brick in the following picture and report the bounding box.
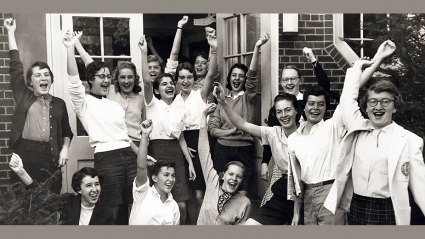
[0,99,13,106]
[311,15,319,21]
[285,49,303,56]
[0,185,9,194]
[316,29,324,34]
[313,42,325,48]
[0,114,13,123]
[306,35,324,41]
[280,56,290,63]
[0,178,10,184]
[325,21,333,27]
[328,76,340,83]
[325,35,333,41]
[0,36,7,42]
[334,52,343,63]
[0,170,8,178]
[0,51,9,58]
[301,14,310,20]
[279,49,284,55]
[325,28,333,34]
[290,56,300,62]
[300,69,313,76]
[4,90,12,98]
[0,67,9,74]
[323,62,339,69]
[298,21,306,28]
[299,28,315,35]
[5,106,14,115]
[4,75,10,82]
[295,42,314,48]
[332,69,346,76]
[325,14,333,20]
[0,147,12,154]
[5,59,9,66]
[0,123,5,131]
[303,76,318,83]
[319,55,335,62]
[306,21,324,28]
[0,107,4,114]
[279,41,295,48]
[331,83,344,90]
[312,49,323,55]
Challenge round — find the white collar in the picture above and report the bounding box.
[226,91,245,100]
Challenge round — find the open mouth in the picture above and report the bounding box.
[310,111,321,117]
[165,87,174,95]
[150,72,157,79]
[165,181,174,189]
[89,192,98,201]
[40,83,49,90]
[121,83,132,90]
[228,181,237,191]
[101,82,109,90]
[232,81,241,89]
[280,117,291,125]
[373,112,385,119]
[196,68,204,73]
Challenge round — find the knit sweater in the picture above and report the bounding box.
[197,124,251,225]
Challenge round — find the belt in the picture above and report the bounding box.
[305,179,334,188]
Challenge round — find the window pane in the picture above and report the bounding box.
[225,16,240,56]
[226,57,241,71]
[245,14,261,53]
[73,17,101,56]
[103,18,130,56]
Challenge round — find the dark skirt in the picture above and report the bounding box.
[251,176,295,225]
[183,130,206,191]
[12,139,62,194]
[148,139,190,202]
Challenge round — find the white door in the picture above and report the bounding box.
[46,14,144,193]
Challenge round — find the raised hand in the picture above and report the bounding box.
[140,119,153,135]
[138,35,148,53]
[203,103,217,116]
[9,153,24,173]
[255,33,270,48]
[73,31,83,40]
[206,27,217,50]
[3,17,16,32]
[375,40,396,60]
[212,82,226,104]
[303,47,317,63]
[62,30,77,48]
[177,15,189,28]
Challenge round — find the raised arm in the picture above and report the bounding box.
[135,119,153,187]
[248,33,269,72]
[199,104,219,181]
[138,35,154,104]
[213,82,261,138]
[200,27,218,103]
[145,36,164,66]
[303,47,331,92]
[359,40,396,88]
[169,16,188,61]
[4,18,17,50]
[9,153,34,187]
[74,31,94,67]
[63,31,79,76]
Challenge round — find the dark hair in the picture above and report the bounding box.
[218,161,246,192]
[194,52,209,64]
[175,62,198,82]
[302,86,330,111]
[360,80,403,113]
[226,63,249,91]
[147,55,165,73]
[112,61,141,94]
[26,61,54,86]
[71,167,104,193]
[86,61,110,89]
[152,73,175,100]
[149,160,176,186]
[282,65,302,79]
[274,93,302,123]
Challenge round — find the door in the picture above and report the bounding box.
[46,14,144,193]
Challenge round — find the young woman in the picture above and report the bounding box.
[214,81,300,225]
[129,119,180,225]
[9,153,114,225]
[197,103,251,225]
[173,27,217,224]
[139,35,195,225]
[208,33,269,196]
[4,18,73,194]
[63,32,138,222]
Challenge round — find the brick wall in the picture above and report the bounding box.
[278,13,350,119]
[0,13,14,194]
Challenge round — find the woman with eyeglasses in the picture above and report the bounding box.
[63,31,140,223]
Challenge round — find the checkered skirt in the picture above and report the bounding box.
[348,193,396,225]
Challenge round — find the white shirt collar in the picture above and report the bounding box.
[152,184,173,203]
[226,90,245,100]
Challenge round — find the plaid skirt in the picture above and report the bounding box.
[348,193,396,225]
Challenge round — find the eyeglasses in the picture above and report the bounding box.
[367,98,394,107]
[280,77,299,83]
[94,74,112,80]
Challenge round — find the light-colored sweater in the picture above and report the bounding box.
[197,124,251,225]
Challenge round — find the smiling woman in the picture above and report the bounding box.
[4,18,73,194]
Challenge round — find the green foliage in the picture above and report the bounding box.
[0,170,72,225]
[364,14,425,138]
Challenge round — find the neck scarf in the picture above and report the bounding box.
[90,92,106,99]
[217,188,236,214]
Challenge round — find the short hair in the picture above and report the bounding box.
[86,61,110,89]
[71,167,104,193]
[149,160,176,186]
[218,161,246,192]
[175,62,198,82]
[152,73,175,100]
[147,55,165,73]
[282,65,302,79]
[273,93,302,122]
[194,52,209,63]
[226,63,249,91]
[112,61,141,94]
[302,85,330,111]
[360,80,404,112]
[26,61,54,86]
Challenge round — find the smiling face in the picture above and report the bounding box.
[148,61,162,82]
[30,66,52,96]
[275,99,297,129]
[79,176,101,208]
[118,68,135,95]
[90,67,111,96]
[366,91,396,129]
[194,55,208,78]
[154,76,175,102]
[221,164,244,193]
[304,95,326,125]
[281,68,301,96]
[177,69,195,94]
[152,166,176,196]
[230,68,246,93]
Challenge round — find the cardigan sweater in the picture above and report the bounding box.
[8,50,73,166]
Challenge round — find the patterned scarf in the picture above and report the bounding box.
[217,188,236,214]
